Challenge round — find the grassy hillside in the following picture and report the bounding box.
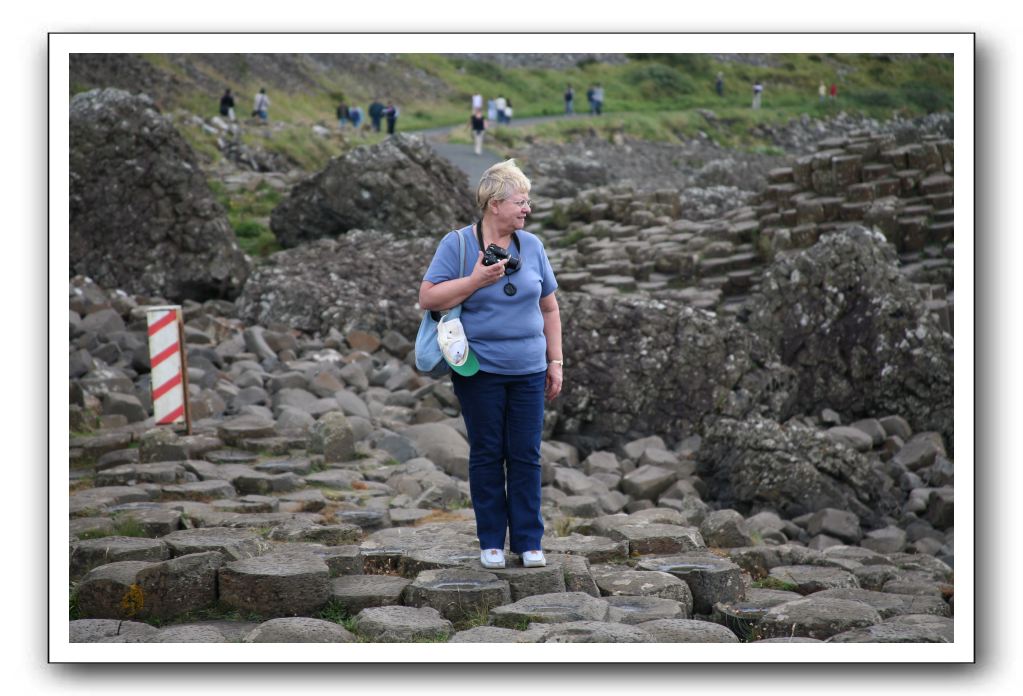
[72,52,953,169]
[129,52,953,130]
[69,52,953,258]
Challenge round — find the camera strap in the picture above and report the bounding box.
[475,221,521,256]
[475,221,522,297]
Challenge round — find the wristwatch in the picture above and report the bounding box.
[548,359,564,367]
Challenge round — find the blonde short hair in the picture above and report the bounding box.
[476,159,531,215]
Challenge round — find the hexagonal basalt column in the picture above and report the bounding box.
[219,551,331,617]
[489,592,611,628]
[636,553,744,615]
[404,568,511,622]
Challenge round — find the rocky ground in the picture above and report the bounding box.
[68,89,955,644]
[68,271,953,644]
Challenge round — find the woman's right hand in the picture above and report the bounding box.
[470,251,508,289]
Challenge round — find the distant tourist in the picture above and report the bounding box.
[219,89,235,120]
[349,105,363,130]
[564,84,574,114]
[586,85,595,114]
[369,99,384,132]
[715,72,724,97]
[592,84,604,115]
[830,83,838,100]
[253,88,270,123]
[752,80,763,109]
[470,108,487,155]
[472,92,483,111]
[487,98,497,124]
[505,100,513,124]
[336,102,349,129]
[819,81,827,102]
[495,95,508,124]
[384,102,399,134]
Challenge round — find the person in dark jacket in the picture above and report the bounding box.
[369,100,384,132]
[384,103,398,134]
[219,89,235,120]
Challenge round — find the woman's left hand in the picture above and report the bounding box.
[545,363,563,401]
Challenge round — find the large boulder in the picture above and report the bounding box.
[697,416,900,527]
[746,226,953,449]
[270,133,476,248]
[69,88,250,300]
[234,230,437,338]
[551,293,797,453]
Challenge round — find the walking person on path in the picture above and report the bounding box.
[253,88,270,123]
[564,84,574,114]
[592,84,604,115]
[819,81,827,103]
[472,92,483,112]
[419,159,563,571]
[830,83,838,101]
[487,98,497,124]
[752,80,763,109]
[586,85,595,114]
[495,95,507,125]
[336,102,349,129]
[715,72,724,97]
[470,108,487,156]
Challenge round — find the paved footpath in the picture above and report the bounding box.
[409,113,595,187]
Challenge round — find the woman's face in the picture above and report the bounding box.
[489,190,531,232]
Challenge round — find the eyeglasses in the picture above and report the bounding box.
[505,198,533,209]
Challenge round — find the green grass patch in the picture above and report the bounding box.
[75,515,147,540]
[208,178,284,258]
[319,599,372,642]
[451,606,493,632]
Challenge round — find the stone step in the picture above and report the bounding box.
[895,169,925,195]
[606,594,689,624]
[218,550,331,617]
[872,178,902,197]
[898,216,930,252]
[862,163,896,181]
[329,574,412,614]
[489,591,611,627]
[754,596,882,641]
[636,553,745,615]
[928,221,954,245]
[353,605,453,642]
[920,173,954,195]
[698,252,760,276]
[403,568,511,622]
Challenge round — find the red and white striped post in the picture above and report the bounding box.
[146,305,192,434]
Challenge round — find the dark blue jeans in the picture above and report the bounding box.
[451,370,546,553]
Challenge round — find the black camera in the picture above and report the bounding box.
[483,243,521,271]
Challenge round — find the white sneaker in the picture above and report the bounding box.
[480,549,505,569]
[522,550,546,568]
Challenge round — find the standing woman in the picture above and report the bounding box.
[470,108,487,156]
[419,160,563,569]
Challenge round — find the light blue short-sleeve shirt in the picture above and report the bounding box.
[423,224,558,375]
